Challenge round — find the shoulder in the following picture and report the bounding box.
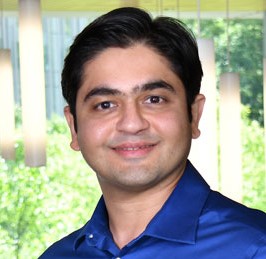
[198,190,266,257]
[202,191,266,237]
[39,227,82,258]
[204,190,266,231]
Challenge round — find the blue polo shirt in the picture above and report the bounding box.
[39,161,266,258]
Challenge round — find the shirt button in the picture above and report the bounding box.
[88,234,94,239]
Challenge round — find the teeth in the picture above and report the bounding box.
[117,145,152,151]
[120,147,140,151]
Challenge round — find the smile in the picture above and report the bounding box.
[114,145,155,151]
[111,143,157,158]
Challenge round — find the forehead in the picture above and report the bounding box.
[79,44,183,95]
[85,44,171,72]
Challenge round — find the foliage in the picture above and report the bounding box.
[185,19,264,124]
[241,107,266,211]
[184,18,266,208]
[1,18,265,259]
[1,109,266,258]
[0,115,101,258]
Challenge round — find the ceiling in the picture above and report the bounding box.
[1,0,266,19]
[1,0,265,12]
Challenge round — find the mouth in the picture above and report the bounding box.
[111,142,157,158]
[114,144,156,151]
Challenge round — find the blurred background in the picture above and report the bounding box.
[0,0,266,258]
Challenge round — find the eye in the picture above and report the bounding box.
[95,101,116,110]
[145,96,165,104]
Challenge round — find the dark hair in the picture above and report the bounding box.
[62,7,203,129]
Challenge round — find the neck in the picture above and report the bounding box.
[101,179,179,249]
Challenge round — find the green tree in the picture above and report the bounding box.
[185,19,264,124]
[241,107,266,211]
[0,116,101,258]
[1,18,265,258]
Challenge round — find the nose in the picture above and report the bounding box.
[116,101,150,134]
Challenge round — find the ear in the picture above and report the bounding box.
[191,94,205,139]
[64,106,80,151]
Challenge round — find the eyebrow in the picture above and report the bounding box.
[83,87,122,102]
[134,80,176,94]
[83,80,176,102]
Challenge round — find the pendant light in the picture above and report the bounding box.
[190,0,219,190]
[19,0,46,166]
[219,0,242,202]
[0,49,15,160]
[0,0,15,160]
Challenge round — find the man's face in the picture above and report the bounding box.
[65,44,204,192]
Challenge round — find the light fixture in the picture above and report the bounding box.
[0,0,15,160]
[0,49,15,160]
[189,0,219,190]
[156,0,163,16]
[176,0,180,18]
[219,0,242,202]
[18,0,46,167]
[120,0,138,7]
[219,72,242,202]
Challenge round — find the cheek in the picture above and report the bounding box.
[77,118,114,149]
[151,112,191,139]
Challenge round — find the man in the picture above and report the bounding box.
[40,7,266,258]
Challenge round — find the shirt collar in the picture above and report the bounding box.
[74,160,210,250]
[144,160,210,244]
[73,196,109,250]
